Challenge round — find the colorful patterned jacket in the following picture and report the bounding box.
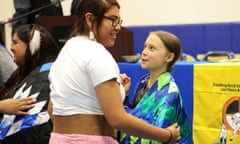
[0,63,53,144]
[118,72,193,144]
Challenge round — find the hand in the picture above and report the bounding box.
[119,73,131,94]
[166,123,181,144]
[0,97,36,115]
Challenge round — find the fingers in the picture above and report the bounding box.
[19,97,36,106]
[167,123,181,143]
[15,110,30,116]
[177,135,181,141]
[120,73,130,80]
[15,97,36,115]
[18,97,36,112]
[176,125,181,141]
[19,97,36,104]
[20,104,35,110]
[172,123,178,127]
[120,73,131,86]
[122,76,131,84]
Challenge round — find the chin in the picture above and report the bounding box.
[141,64,147,69]
[105,42,115,48]
[13,60,20,66]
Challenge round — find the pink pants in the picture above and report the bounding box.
[49,132,119,144]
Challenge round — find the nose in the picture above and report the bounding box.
[142,48,148,56]
[114,24,122,31]
[141,52,146,59]
[10,43,15,53]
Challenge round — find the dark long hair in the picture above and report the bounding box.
[0,24,59,99]
[70,0,120,37]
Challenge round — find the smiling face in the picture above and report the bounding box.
[141,33,174,72]
[95,6,121,47]
[10,33,27,66]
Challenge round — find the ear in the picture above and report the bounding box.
[85,12,95,30]
[165,52,175,63]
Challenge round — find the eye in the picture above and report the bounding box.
[143,44,147,49]
[149,46,155,51]
[12,40,17,45]
[103,15,122,27]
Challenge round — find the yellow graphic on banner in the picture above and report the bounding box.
[193,63,240,144]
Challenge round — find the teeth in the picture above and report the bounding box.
[111,33,117,39]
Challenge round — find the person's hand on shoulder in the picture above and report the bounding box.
[165,123,181,144]
[0,97,36,115]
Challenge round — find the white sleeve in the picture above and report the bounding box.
[87,47,120,87]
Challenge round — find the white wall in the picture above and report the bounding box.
[0,0,15,49]
[119,0,240,26]
[0,0,72,49]
[1,0,240,48]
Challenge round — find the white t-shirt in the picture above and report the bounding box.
[49,36,125,116]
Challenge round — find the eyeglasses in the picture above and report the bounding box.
[103,16,123,27]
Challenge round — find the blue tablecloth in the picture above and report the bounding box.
[118,61,197,131]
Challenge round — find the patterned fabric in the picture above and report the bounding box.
[118,72,193,144]
[0,63,52,143]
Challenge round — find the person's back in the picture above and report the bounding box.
[12,0,63,35]
[0,46,17,87]
[70,0,82,15]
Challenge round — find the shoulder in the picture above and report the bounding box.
[0,48,17,72]
[167,74,180,93]
[23,63,53,93]
[0,47,10,56]
[26,63,53,83]
[65,37,106,52]
[69,37,114,62]
[39,62,53,73]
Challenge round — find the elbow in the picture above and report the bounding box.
[106,116,122,129]
[105,112,127,129]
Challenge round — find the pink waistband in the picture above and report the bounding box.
[49,132,119,144]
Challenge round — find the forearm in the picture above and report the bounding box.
[0,100,5,113]
[97,81,173,142]
[113,112,171,142]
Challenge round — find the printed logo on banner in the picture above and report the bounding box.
[193,63,240,144]
[222,97,240,141]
